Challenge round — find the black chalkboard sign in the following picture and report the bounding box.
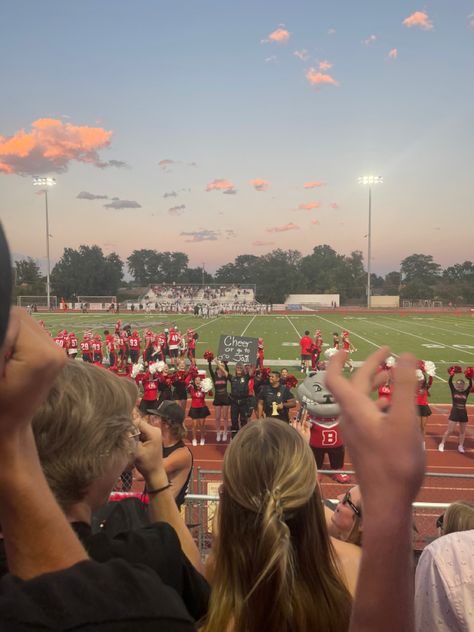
[217,334,258,365]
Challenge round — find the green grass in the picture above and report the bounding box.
[34,311,474,404]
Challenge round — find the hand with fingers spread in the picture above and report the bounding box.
[326,347,424,632]
[326,347,424,506]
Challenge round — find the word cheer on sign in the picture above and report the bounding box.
[217,335,258,365]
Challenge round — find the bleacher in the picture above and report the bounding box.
[140,283,257,307]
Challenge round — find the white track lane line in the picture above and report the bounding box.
[285,315,302,339]
[240,314,257,336]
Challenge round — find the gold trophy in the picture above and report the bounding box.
[271,401,279,416]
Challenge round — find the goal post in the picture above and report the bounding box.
[17,295,58,310]
[77,296,117,311]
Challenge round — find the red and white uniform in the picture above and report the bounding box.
[187,385,207,409]
[168,329,182,351]
[54,335,66,350]
[257,338,264,370]
[309,417,344,449]
[300,335,313,356]
[140,373,159,402]
[378,384,392,403]
[80,338,93,362]
[67,334,78,356]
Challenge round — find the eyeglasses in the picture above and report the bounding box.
[129,429,141,442]
[341,490,362,518]
[436,513,444,529]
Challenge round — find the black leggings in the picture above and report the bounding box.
[231,399,249,436]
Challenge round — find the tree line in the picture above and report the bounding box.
[13,245,474,305]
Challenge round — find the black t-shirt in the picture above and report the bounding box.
[0,521,209,622]
[0,558,195,631]
[258,384,293,422]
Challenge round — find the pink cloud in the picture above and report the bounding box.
[311,219,320,225]
[362,34,377,46]
[298,201,321,210]
[206,178,236,194]
[267,222,300,233]
[250,178,270,192]
[0,118,114,176]
[304,181,324,188]
[305,68,339,87]
[266,27,290,44]
[388,48,398,59]
[293,49,309,61]
[158,159,174,169]
[329,202,339,209]
[252,240,275,247]
[402,11,433,30]
[319,60,332,71]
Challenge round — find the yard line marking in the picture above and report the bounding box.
[367,319,474,377]
[194,316,223,331]
[240,314,257,336]
[285,315,302,339]
[381,316,474,340]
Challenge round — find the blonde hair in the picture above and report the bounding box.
[203,419,352,632]
[32,362,137,511]
[443,501,474,535]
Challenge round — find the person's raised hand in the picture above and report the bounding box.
[290,408,311,443]
[134,419,168,489]
[0,308,67,431]
[325,347,424,509]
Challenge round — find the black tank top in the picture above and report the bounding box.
[162,440,193,510]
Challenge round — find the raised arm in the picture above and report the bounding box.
[326,347,423,632]
[135,421,204,575]
[0,309,88,578]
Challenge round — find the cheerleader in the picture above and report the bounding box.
[186,372,212,446]
[171,358,189,411]
[208,357,231,441]
[439,367,473,453]
[257,338,264,371]
[157,363,173,405]
[332,332,340,349]
[416,369,432,450]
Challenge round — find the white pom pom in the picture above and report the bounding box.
[200,377,213,393]
[416,369,424,380]
[131,362,144,379]
[424,361,437,377]
[148,361,163,375]
[385,356,396,368]
[324,348,338,360]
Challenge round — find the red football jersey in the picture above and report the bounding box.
[308,417,343,448]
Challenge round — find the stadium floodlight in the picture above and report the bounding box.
[358,175,383,309]
[33,176,56,310]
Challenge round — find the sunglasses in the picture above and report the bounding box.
[341,490,362,518]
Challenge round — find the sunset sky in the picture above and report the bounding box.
[1,1,473,276]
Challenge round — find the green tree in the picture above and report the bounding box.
[383,271,401,295]
[400,254,441,285]
[51,246,123,298]
[14,258,45,295]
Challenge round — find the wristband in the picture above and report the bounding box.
[147,482,172,496]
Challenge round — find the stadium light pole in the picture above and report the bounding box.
[358,175,383,309]
[33,176,56,310]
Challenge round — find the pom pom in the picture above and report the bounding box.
[416,369,424,381]
[261,367,271,379]
[464,367,474,380]
[149,361,165,375]
[324,348,338,360]
[385,355,396,368]
[448,365,462,376]
[424,361,437,377]
[131,362,144,379]
[285,375,298,389]
[203,350,215,361]
[200,377,213,393]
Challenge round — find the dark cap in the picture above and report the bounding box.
[148,400,185,425]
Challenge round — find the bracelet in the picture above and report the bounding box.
[147,482,172,496]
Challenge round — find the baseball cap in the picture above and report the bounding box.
[147,400,185,425]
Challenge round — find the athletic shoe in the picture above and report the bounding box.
[438,443,445,452]
[458,445,465,454]
[216,432,221,442]
[222,431,228,441]
[200,438,205,446]
[192,439,197,447]
[333,473,351,484]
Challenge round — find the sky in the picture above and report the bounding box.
[1,0,473,277]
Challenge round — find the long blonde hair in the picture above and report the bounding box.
[443,501,474,535]
[204,419,352,632]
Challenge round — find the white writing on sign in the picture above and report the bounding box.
[223,336,251,349]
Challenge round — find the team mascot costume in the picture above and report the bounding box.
[296,368,350,483]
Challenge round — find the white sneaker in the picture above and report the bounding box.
[216,432,221,442]
[200,438,205,446]
[438,443,445,452]
[192,438,197,447]
[222,432,228,441]
[458,445,465,453]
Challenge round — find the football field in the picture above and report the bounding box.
[34,310,474,404]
